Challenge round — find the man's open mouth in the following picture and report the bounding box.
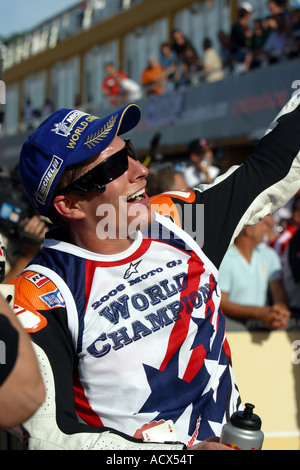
[127,189,145,202]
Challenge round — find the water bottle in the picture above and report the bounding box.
[220,403,264,450]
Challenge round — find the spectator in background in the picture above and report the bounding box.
[146,168,188,197]
[270,193,300,265]
[171,28,199,62]
[41,99,53,118]
[202,37,224,82]
[283,224,300,321]
[78,1,87,28]
[267,0,291,20]
[141,55,164,96]
[230,2,254,73]
[171,29,201,86]
[159,42,178,91]
[219,219,291,332]
[120,77,143,102]
[183,138,220,187]
[248,18,271,68]
[217,30,233,73]
[289,7,300,57]
[180,47,203,86]
[101,62,129,107]
[261,15,274,36]
[262,12,293,63]
[23,99,34,128]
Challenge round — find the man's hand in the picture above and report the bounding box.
[20,215,49,246]
[3,215,49,283]
[261,304,290,329]
[189,437,234,450]
[134,421,233,450]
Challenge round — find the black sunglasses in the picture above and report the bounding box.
[56,139,138,196]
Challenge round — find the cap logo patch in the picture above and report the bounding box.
[84,114,118,149]
[51,110,88,137]
[34,155,63,205]
[67,121,89,149]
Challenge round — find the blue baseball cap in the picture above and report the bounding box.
[19,103,141,216]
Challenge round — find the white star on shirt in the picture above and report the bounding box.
[202,358,227,402]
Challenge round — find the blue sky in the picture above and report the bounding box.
[0,0,78,38]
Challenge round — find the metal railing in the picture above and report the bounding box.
[1,0,144,71]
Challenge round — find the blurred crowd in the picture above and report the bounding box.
[99,0,300,106]
[20,1,300,117]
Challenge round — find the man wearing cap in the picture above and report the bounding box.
[183,138,220,187]
[10,92,300,450]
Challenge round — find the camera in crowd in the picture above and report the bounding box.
[0,171,50,244]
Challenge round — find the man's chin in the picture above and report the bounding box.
[127,205,155,238]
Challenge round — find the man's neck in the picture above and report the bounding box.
[69,229,136,255]
[234,238,255,263]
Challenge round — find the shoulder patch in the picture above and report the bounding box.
[150,189,195,204]
[150,190,196,227]
[24,272,50,289]
[11,270,65,333]
[40,288,65,309]
[14,304,47,333]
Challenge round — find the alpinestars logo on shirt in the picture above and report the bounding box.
[123,260,142,279]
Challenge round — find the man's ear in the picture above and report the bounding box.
[52,195,85,220]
